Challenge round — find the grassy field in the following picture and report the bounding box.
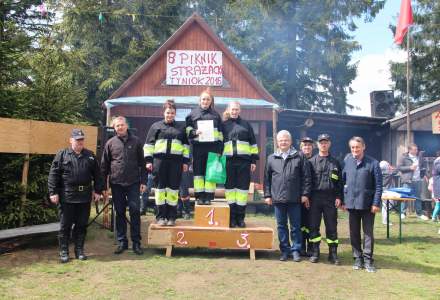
[0,211,439,300]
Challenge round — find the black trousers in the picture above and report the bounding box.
[153,157,182,220]
[111,183,141,245]
[58,201,91,242]
[348,209,375,263]
[192,143,221,200]
[309,192,338,246]
[300,205,310,243]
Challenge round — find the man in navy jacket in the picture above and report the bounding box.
[342,136,382,272]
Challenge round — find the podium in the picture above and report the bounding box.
[148,201,274,260]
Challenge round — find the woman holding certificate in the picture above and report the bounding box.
[223,101,258,227]
[144,100,190,226]
[185,89,224,205]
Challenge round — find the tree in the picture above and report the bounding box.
[193,0,384,113]
[390,1,440,110]
[53,0,187,123]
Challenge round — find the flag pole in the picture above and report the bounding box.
[405,25,411,146]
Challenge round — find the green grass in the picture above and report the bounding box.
[0,212,439,299]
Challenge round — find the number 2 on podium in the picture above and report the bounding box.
[177,231,188,245]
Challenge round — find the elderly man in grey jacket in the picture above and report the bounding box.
[264,130,312,262]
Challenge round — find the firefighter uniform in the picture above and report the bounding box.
[308,134,343,264]
[223,116,258,227]
[48,130,103,263]
[144,120,190,224]
[185,106,224,204]
[299,136,314,256]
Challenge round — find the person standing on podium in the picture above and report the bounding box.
[144,100,190,226]
[222,101,259,228]
[185,89,224,205]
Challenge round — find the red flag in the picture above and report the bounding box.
[394,0,413,45]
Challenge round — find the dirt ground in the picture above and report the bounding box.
[0,213,439,299]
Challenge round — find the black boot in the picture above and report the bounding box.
[300,236,307,257]
[236,205,246,228]
[196,194,204,205]
[309,242,320,263]
[229,203,237,228]
[204,193,212,205]
[328,245,340,265]
[59,236,69,263]
[182,200,191,220]
[74,234,87,261]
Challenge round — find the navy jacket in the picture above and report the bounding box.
[342,154,382,209]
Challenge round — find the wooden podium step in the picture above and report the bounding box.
[194,202,230,228]
[148,220,274,260]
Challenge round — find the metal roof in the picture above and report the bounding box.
[104,96,278,109]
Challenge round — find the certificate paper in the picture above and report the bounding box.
[197,120,214,142]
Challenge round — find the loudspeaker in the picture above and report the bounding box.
[370,90,396,118]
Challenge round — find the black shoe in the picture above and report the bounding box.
[230,219,237,228]
[279,252,289,261]
[328,246,340,265]
[74,248,87,260]
[197,198,204,205]
[309,255,319,263]
[204,198,211,205]
[132,243,144,255]
[292,251,301,262]
[309,242,320,263]
[59,250,69,263]
[237,220,246,228]
[353,258,364,270]
[114,243,128,255]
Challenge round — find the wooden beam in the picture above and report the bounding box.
[19,154,30,227]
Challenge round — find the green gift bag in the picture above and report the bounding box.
[205,152,227,184]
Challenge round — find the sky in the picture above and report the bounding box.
[347,0,407,116]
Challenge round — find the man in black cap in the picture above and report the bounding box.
[308,134,343,264]
[299,136,314,256]
[48,129,104,263]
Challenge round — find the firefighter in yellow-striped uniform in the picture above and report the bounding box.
[186,89,224,205]
[144,100,190,226]
[223,101,258,227]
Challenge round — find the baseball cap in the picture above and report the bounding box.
[317,133,331,141]
[71,129,85,140]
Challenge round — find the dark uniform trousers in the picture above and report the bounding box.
[153,157,183,220]
[192,143,222,201]
[300,205,310,253]
[225,158,251,221]
[309,192,338,245]
[59,201,91,243]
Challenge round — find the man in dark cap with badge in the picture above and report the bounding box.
[48,129,104,263]
[299,136,314,257]
[308,134,343,265]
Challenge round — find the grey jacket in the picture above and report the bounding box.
[433,157,440,199]
[264,147,312,203]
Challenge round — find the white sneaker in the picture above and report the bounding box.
[418,215,429,221]
[401,214,406,219]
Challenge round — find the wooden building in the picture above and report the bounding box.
[104,13,278,184]
[278,109,388,161]
[382,99,440,166]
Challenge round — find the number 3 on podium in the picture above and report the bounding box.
[236,233,250,248]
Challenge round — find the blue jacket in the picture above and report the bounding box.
[342,154,382,209]
[432,157,440,199]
